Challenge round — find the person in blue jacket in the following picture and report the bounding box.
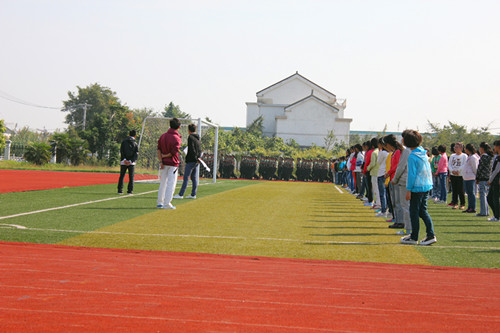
[400,130,437,246]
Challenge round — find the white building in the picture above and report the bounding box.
[246,72,352,147]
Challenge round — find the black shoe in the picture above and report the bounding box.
[389,223,404,229]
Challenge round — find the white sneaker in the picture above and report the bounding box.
[186,195,197,199]
[162,204,176,210]
[419,236,437,246]
[375,212,387,217]
[173,194,183,199]
[487,217,499,222]
[400,235,417,245]
[396,230,411,236]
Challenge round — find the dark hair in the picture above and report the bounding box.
[431,146,439,155]
[480,142,493,156]
[438,144,446,153]
[129,130,136,137]
[170,118,181,130]
[401,130,411,139]
[494,140,500,147]
[465,143,476,154]
[403,130,422,148]
[384,134,403,151]
[450,143,455,151]
[370,137,379,149]
[188,123,196,133]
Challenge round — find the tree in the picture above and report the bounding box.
[50,129,89,165]
[0,119,6,151]
[324,129,336,152]
[423,121,499,149]
[162,102,190,119]
[9,126,49,145]
[62,83,135,163]
[24,142,52,165]
[247,116,264,137]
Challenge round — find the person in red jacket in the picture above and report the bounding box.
[156,118,182,209]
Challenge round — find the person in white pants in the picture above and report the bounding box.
[156,118,182,209]
[157,165,178,209]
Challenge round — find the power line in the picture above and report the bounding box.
[0,89,61,110]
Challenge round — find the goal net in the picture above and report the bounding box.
[135,117,219,184]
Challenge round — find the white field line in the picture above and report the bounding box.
[6,226,500,250]
[334,185,343,194]
[0,181,213,221]
[0,190,157,221]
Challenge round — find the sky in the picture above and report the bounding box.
[1,0,499,134]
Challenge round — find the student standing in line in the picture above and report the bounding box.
[448,142,467,210]
[436,145,448,204]
[367,138,380,209]
[389,130,412,235]
[363,141,375,206]
[476,142,494,217]
[462,144,480,213]
[487,140,500,222]
[384,134,403,229]
[400,130,437,246]
[430,147,441,202]
[384,146,394,219]
[375,138,389,217]
[354,144,365,196]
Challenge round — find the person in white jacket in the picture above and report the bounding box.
[448,142,467,209]
[463,143,480,213]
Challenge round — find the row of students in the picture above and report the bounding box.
[344,130,437,245]
[428,141,500,221]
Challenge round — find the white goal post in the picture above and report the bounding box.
[136,117,219,184]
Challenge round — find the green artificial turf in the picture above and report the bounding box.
[1,180,498,268]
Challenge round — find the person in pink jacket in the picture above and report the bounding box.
[436,144,448,203]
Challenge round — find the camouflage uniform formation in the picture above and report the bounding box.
[220,155,237,179]
[312,159,330,182]
[259,156,279,180]
[240,156,259,179]
[210,155,334,182]
[296,159,313,181]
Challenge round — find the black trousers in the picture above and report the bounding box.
[118,164,135,193]
[487,178,500,219]
[450,175,465,206]
[366,174,373,203]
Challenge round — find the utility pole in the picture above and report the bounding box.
[63,103,91,130]
[81,103,91,131]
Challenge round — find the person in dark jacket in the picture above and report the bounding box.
[174,124,201,199]
[117,130,139,194]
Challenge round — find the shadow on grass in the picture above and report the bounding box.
[310,232,388,237]
[303,226,385,229]
[452,240,500,243]
[443,232,500,235]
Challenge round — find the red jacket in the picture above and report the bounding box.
[157,128,181,167]
[388,149,401,180]
[363,149,373,174]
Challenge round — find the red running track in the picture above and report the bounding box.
[0,169,148,193]
[1,242,499,332]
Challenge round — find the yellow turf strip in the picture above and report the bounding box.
[59,182,429,265]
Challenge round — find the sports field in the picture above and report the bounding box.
[1,170,499,331]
